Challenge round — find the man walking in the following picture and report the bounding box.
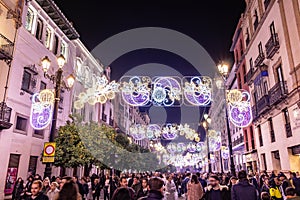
[231,170,258,200]
[204,175,230,200]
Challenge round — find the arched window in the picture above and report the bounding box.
[35,18,43,41]
[25,8,34,32]
[45,28,51,49]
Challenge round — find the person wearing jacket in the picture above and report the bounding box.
[165,175,176,200]
[26,180,49,200]
[136,178,149,199]
[204,175,230,200]
[187,174,204,200]
[231,170,258,200]
[139,177,164,200]
[12,177,24,200]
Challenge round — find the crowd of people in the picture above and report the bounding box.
[11,170,300,200]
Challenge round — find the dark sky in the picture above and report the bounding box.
[54,1,246,70]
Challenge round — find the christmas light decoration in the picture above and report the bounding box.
[162,123,178,140]
[120,76,151,106]
[227,89,253,127]
[183,76,212,106]
[30,89,54,130]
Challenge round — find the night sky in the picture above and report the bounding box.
[53,1,246,131]
[54,1,246,76]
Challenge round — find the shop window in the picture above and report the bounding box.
[4,154,20,195]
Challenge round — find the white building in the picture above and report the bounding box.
[241,0,300,173]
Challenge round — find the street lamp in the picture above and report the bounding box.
[218,62,236,176]
[202,116,212,173]
[41,54,75,178]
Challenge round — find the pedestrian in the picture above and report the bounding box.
[196,172,207,192]
[73,176,85,199]
[111,177,135,200]
[42,177,51,195]
[110,176,119,199]
[132,177,142,196]
[55,179,80,200]
[92,178,101,200]
[187,174,203,200]
[12,177,24,200]
[24,176,34,198]
[228,176,238,191]
[165,175,176,200]
[204,175,230,200]
[81,177,89,200]
[86,177,93,200]
[136,178,149,199]
[261,192,271,200]
[139,177,164,200]
[103,175,110,200]
[26,180,49,200]
[286,187,300,200]
[46,182,59,200]
[278,172,290,197]
[231,170,258,200]
[181,173,191,198]
[261,176,271,194]
[269,177,284,200]
[290,172,300,196]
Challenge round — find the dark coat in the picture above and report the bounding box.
[26,192,49,200]
[204,185,231,200]
[136,188,149,199]
[231,180,258,200]
[139,190,164,200]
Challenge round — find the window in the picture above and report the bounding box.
[21,71,31,91]
[5,154,20,194]
[268,118,275,142]
[258,125,263,147]
[40,81,46,90]
[283,108,292,137]
[45,28,51,49]
[249,58,253,70]
[250,126,255,149]
[15,115,28,133]
[261,153,267,170]
[244,130,249,151]
[276,64,284,83]
[33,129,44,138]
[258,42,263,54]
[270,22,276,36]
[263,81,268,94]
[25,8,34,32]
[52,35,59,55]
[35,18,43,41]
[60,42,67,59]
[28,156,38,174]
[243,65,246,84]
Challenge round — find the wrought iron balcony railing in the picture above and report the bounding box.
[0,33,14,62]
[257,95,270,115]
[255,52,265,67]
[269,81,288,106]
[0,102,12,130]
[265,33,280,59]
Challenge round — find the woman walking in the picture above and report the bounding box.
[187,175,204,200]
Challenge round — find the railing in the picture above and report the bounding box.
[285,123,292,138]
[252,105,258,120]
[233,136,244,147]
[246,68,255,84]
[0,102,12,130]
[254,18,259,31]
[265,34,280,59]
[255,52,265,67]
[269,81,287,106]
[0,33,14,61]
[257,95,270,115]
[264,0,271,10]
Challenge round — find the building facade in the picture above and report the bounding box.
[240,0,300,173]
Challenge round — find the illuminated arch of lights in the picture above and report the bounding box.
[74,75,120,109]
[30,89,54,130]
[129,123,200,141]
[227,89,253,128]
[208,130,222,152]
[221,146,230,159]
[183,76,212,106]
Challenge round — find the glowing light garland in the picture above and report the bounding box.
[30,89,54,130]
[74,75,119,109]
[120,76,151,107]
[208,130,221,152]
[183,76,212,106]
[221,146,229,159]
[227,89,253,128]
[162,124,178,140]
[151,77,182,107]
[129,124,147,141]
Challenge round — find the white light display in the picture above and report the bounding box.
[183,76,212,106]
[227,89,253,128]
[30,89,54,130]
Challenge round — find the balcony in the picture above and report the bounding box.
[257,95,270,115]
[252,105,258,121]
[255,52,265,67]
[246,68,255,84]
[269,81,288,106]
[254,18,259,31]
[285,123,292,138]
[264,0,271,10]
[0,102,12,130]
[265,34,280,59]
[233,136,244,147]
[0,33,14,62]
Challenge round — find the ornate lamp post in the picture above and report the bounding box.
[202,114,212,173]
[217,62,236,176]
[41,55,75,178]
